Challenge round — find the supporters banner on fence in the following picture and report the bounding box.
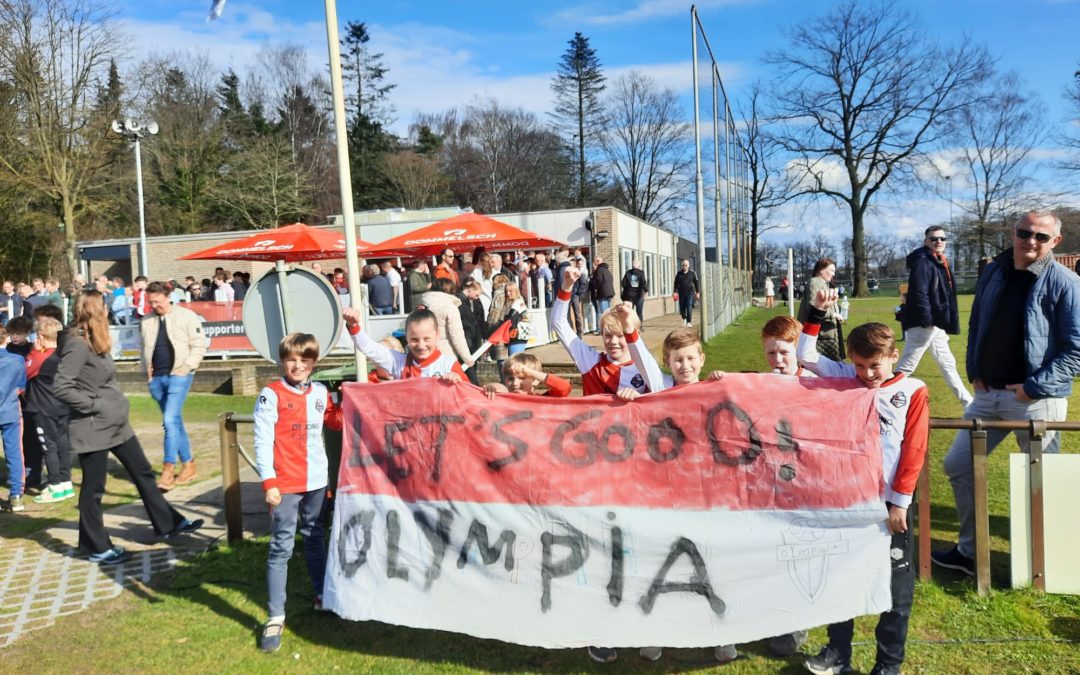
[324,376,892,648]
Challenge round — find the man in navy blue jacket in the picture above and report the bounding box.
[933,211,1080,577]
[895,226,972,406]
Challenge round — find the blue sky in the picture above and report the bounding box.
[119,0,1080,243]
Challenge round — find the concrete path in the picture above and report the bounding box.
[0,309,694,650]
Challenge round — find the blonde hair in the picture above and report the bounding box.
[662,327,703,363]
[35,317,62,342]
[504,352,542,377]
[278,333,320,361]
[379,336,404,353]
[505,282,521,301]
[597,307,623,336]
[73,291,111,355]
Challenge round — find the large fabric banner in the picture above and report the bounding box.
[324,376,892,648]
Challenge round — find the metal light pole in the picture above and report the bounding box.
[111,118,158,278]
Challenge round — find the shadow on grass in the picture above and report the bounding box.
[1049,616,1080,641]
[154,539,817,673]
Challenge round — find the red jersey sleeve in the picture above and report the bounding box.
[892,385,929,505]
[542,373,572,398]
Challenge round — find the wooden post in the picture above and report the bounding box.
[917,451,932,580]
[970,419,991,596]
[218,412,243,544]
[1028,420,1046,592]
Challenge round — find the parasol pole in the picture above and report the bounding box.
[275,259,294,334]
[324,0,366,376]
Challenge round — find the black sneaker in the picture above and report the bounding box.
[164,518,204,541]
[260,619,284,653]
[769,630,808,656]
[931,546,975,577]
[804,645,853,674]
[869,664,901,675]
[587,646,617,663]
[87,546,131,565]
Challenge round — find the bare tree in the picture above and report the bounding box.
[739,82,792,274]
[958,73,1044,258]
[382,151,447,209]
[1062,68,1080,173]
[0,0,124,276]
[599,72,693,227]
[767,1,990,296]
[431,100,569,213]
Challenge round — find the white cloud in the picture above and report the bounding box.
[556,0,763,27]
[123,7,744,135]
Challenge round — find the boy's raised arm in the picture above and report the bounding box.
[617,302,666,393]
[342,307,399,375]
[552,267,599,373]
[797,288,854,378]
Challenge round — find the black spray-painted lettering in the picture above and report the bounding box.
[414,507,454,589]
[775,418,799,453]
[606,512,624,607]
[540,521,589,612]
[647,417,685,463]
[346,410,375,467]
[385,510,409,581]
[456,519,517,571]
[418,414,465,482]
[337,510,375,577]
[487,410,533,470]
[550,410,604,467]
[382,420,414,483]
[638,537,725,616]
[599,425,635,462]
[706,400,763,466]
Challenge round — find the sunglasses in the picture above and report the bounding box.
[1015,228,1053,244]
[927,236,947,243]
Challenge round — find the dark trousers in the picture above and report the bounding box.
[26,410,71,485]
[678,294,695,323]
[826,506,914,668]
[464,364,480,386]
[569,296,584,336]
[267,489,327,618]
[633,296,645,321]
[77,435,184,554]
[23,408,43,488]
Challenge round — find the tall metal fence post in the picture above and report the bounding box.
[970,419,991,596]
[1028,420,1046,592]
[218,412,243,544]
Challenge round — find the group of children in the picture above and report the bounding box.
[253,269,928,675]
[1,303,75,513]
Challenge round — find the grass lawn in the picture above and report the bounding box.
[1,297,1078,673]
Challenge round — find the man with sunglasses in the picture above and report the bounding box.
[933,211,1080,577]
[433,247,460,291]
[896,226,973,406]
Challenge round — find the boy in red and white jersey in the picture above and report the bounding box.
[254,333,342,653]
[482,352,571,399]
[343,307,467,382]
[797,288,929,675]
[553,268,650,396]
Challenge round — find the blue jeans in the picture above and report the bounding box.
[1,418,24,497]
[267,489,326,618]
[508,342,527,356]
[148,373,194,464]
[594,297,612,318]
[373,306,393,315]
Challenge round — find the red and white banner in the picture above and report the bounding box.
[324,376,892,648]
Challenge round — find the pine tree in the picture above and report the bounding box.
[550,32,607,207]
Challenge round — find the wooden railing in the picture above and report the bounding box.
[218,411,1079,595]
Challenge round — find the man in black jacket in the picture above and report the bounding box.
[458,279,487,385]
[895,226,973,406]
[673,259,700,327]
[589,257,615,321]
[620,258,649,320]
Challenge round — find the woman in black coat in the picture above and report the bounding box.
[54,291,202,565]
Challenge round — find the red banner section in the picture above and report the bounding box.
[185,301,252,352]
[338,376,883,511]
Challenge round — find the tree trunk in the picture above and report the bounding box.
[851,203,869,297]
[63,196,78,281]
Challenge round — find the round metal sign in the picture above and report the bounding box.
[242,265,343,363]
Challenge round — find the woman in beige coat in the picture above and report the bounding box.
[420,277,474,369]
